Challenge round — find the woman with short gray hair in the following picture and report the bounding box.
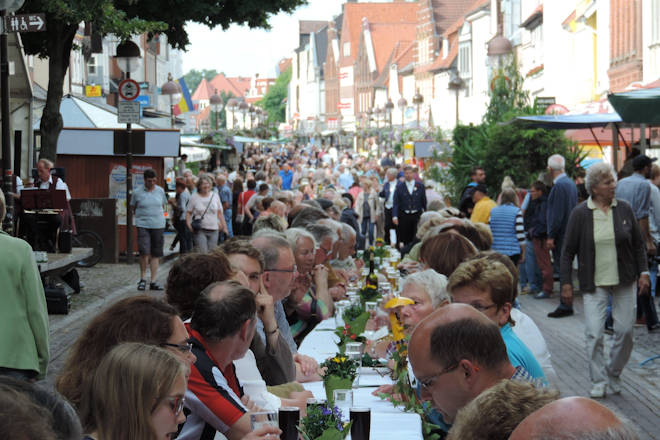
[561,161,649,398]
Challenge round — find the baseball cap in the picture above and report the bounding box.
[632,154,657,171]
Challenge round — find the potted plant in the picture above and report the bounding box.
[298,404,351,440]
[320,354,358,403]
[334,323,366,353]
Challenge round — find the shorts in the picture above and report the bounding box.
[137,227,164,257]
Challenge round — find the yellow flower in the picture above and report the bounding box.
[332,357,339,363]
[340,357,347,362]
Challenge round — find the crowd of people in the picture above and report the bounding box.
[1,143,656,439]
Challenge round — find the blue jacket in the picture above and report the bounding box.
[490,204,521,256]
[524,194,548,239]
[546,174,577,240]
[392,180,427,218]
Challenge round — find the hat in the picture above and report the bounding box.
[316,198,334,210]
[474,184,488,194]
[632,154,657,171]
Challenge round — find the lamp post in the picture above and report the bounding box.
[397,97,407,129]
[487,0,513,70]
[226,98,238,129]
[209,90,224,131]
[448,70,464,127]
[249,105,257,134]
[413,89,423,129]
[161,73,181,129]
[115,40,143,264]
[0,0,25,233]
[238,101,248,130]
[385,99,394,150]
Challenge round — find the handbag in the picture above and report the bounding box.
[192,194,214,232]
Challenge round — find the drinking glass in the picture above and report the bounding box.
[278,407,300,440]
[335,303,347,327]
[250,411,278,431]
[332,389,353,422]
[345,342,363,388]
[350,407,371,440]
[365,301,378,314]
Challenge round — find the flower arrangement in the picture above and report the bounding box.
[335,324,366,352]
[358,285,381,305]
[298,404,351,440]
[342,303,370,334]
[320,354,358,403]
[373,239,389,259]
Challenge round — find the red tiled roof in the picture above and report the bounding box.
[521,4,543,28]
[426,0,483,37]
[193,105,211,122]
[339,2,418,66]
[209,73,251,98]
[191,78,213,101]
[368,22,417,74]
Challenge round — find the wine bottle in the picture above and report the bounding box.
[367,252,378,289]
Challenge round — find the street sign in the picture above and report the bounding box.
[85,85,102,97]
[2,13,46,33]
[117,101,140,124]
[135,95,151,107]
[118,79,140,101]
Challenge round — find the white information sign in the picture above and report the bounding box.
[117,101,141,124]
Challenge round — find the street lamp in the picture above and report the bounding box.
[114,39,143,264]
[161,73,181,129]
[209,90,224,131]
[413,89,424,129]
[238,101,248,129]
[226,98,238,129]
[1,0,26,233]
[397,97,407,129]
[448,69,464,127]
[249,105,257,133]
[385,98,394,150]
[487,0,513,70]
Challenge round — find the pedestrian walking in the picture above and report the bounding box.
[186,175,227,253]
[131,168,168,291]
[392,165,427,248]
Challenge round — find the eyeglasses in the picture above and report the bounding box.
[318,246,333,256]
[470,303,498,312]
[265,265,297,274]
[419,363,459,390]
[161,339,193,354]
[164,395,186,416]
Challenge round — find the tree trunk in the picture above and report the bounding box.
[39,22,77,162]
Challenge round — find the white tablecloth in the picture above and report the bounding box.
[298,319,423,440]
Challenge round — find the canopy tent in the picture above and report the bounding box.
[511,113,622,129]
[608,88,660,124]
[232,135,288,144]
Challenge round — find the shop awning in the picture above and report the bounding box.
[180,146,210,162]
[232,135,288,144]
[510,112,622,129]
[608,88,660,124]
[180,136,232,150]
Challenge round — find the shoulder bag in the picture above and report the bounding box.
[191,194,214,232]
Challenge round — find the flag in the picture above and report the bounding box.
[173,77,193,115]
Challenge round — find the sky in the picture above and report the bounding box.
[181,0,346,78]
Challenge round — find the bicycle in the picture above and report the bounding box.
[71,229,104,268]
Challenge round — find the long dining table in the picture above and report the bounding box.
[298,318,424,440]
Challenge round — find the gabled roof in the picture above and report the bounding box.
[368,22,417,75]
[300,20,327,35]
[209,73,250,98]
[427,0,482,37]
[339,2,418,66]
[374,40,415,88]
[521,4,543,29]
[191,78,213,101]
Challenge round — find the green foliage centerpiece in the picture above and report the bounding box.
[358,285,381,306]
[298,404,351,440]
[320,354,358,403]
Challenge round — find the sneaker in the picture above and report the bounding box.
[137,279,146,291]
[534,291,553,299]
[149,282,163,291]
[608,376,621,394]
[589,383,607,399]
[520,286,531,295]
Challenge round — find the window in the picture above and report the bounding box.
[458,42,472,96]
[87,55,97,75]
[343,42,350,57]
[418,37,430,65]
[653,0,660,44]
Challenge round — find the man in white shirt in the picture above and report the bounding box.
[379,167,398,245]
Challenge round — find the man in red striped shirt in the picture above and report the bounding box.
[179,281,260,440]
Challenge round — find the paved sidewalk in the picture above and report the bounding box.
[518,292,660,439]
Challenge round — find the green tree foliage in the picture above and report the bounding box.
[432,57,585,203]
[183,69,220,95]
[18,0,307,161]
[258,67,291,124]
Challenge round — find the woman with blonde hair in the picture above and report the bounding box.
[80,342,188,440]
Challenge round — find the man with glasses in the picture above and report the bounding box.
[221,239,296,385]
[408,304,541,434]
[447,257,547,383]
[252,232,321,382]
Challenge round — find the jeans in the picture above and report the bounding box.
[193,229,219,253]
[174,219,193,253]
[361,218,375,248]
[583,283,635,387]
[521,238,542,291]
